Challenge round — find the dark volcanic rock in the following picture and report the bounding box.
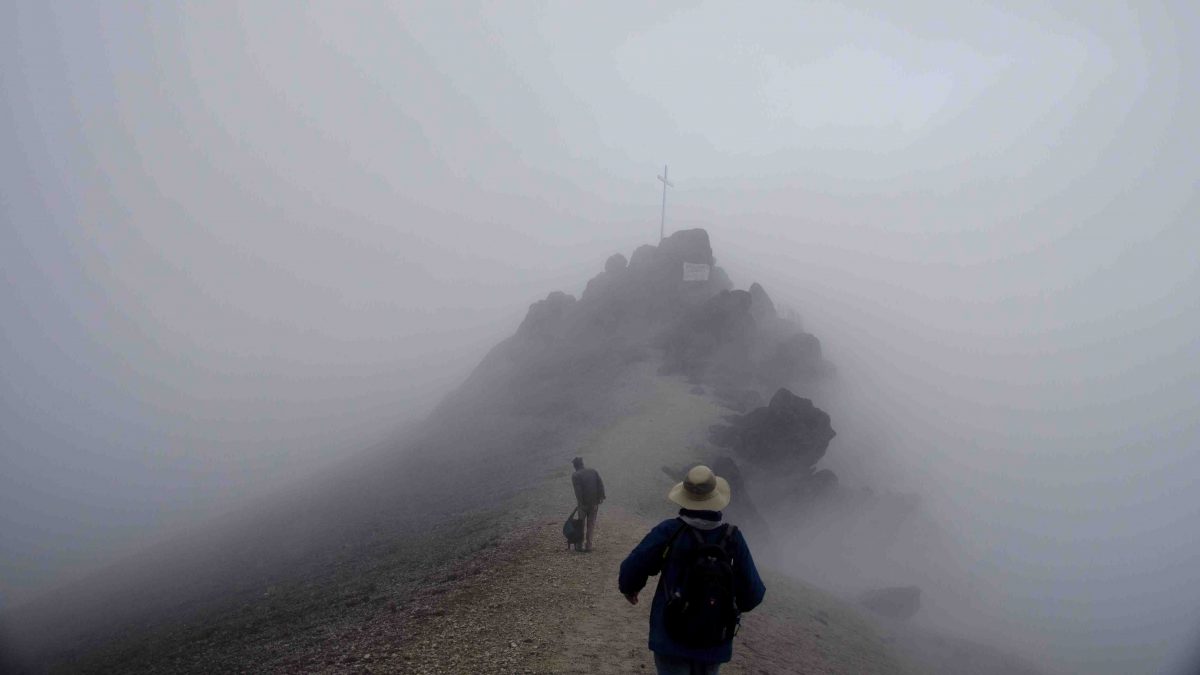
[859,586,922,620]
[604,253,628,274]
[657,227,715,266]
[708,265,734,293]
[516,291,576,341]
[709,388,836,471]
[655,275,825,390]
[627,244,657,272]
[580,229,730,341]
[631,229,726,318]
[658,289,756,381]
[810,468,839,494]
[756,331,823,388]
[748,282,777,323]
[450,229,741,420]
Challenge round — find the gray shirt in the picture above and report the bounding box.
[571,467,606,507]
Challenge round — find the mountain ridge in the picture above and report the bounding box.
[0,229,1041,674]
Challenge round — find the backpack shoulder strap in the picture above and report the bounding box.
[718,524,739,559]
[661,518,689,561]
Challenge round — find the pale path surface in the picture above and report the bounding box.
[386,510,909,675]
[204,370,1043,675]
[295,374,913,674]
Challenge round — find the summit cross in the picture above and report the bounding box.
[658,165,673,242]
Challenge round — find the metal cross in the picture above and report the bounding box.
[658,165,673,242]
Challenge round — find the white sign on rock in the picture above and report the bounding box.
[682,262,711,282]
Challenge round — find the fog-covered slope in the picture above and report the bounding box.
[0,230,1038,674]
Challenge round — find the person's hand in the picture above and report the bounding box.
[624,593,639,605]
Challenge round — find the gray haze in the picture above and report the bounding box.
[3,2,1197,673]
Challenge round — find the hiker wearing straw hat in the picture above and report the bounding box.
[619,465,765,674]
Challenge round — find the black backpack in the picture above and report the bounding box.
[663,523,741,647]
[563,507,584,550]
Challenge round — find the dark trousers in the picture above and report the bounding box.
[580,504,598,548]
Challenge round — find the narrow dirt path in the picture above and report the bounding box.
[275,374,913,674]
[367,507,908,675]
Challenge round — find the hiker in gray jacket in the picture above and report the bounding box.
[571,457,605,552]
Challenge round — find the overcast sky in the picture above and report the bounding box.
[2,2,1197,672]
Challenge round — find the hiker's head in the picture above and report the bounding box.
[572,457,584,470]
[668,465,731,511]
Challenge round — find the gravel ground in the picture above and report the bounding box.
[233,372,915,674]
[268,509,911,675]
[27,367,1042,674]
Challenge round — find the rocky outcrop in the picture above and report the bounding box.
[658,289,757,381]
[579,229,732,340]
[755,331,823,389]
[444,230,828,449]
[709,388,836,472]
[604,253,628,274]
[517,291,577,341]
[443,229,738,420]
[748,282,777,324]
[655,275,825,389]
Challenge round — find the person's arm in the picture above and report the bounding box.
[733,531,766,613]
[596,472,606,503]
[618,522,670,602]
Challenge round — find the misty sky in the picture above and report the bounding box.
[3,2,1198,673]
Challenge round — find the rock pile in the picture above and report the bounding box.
[436,228,833,487]
[657,278,826,390]
[709,388,837,473]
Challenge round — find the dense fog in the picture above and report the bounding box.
[3,2,1197,673]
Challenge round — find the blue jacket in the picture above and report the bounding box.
[618,514,766,663]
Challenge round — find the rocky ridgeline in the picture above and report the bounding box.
[428,228,852,540]
[442,229,828,421]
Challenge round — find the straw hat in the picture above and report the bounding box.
[668,465,731,511]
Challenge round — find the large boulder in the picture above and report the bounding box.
[516,291,576,341]
[859,586,922,620]
[627,244,658,272]
[604,252,628,274]
[755,331,823,388]
[633,230,723,316]
[658,290,757,380]
[748,282,777,324]
[709,388,836,471]
[657,228,715,266]
[579,230,730,341]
